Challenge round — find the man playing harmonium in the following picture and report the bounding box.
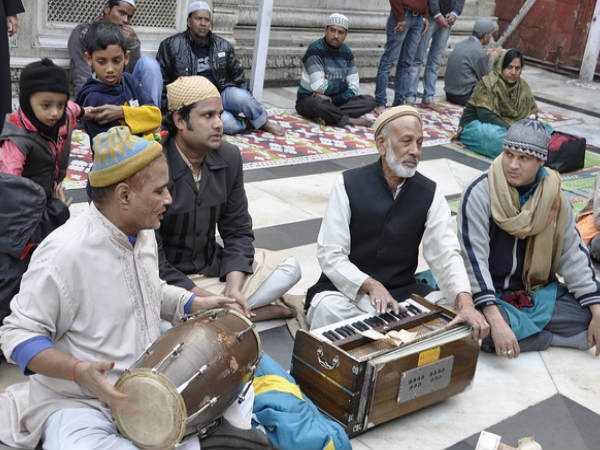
[305,105,489,340]
[0,127,273,449]
[458,119,600,358]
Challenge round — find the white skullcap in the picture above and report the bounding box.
[327,13,349,30]
[188,1,211,15]
[120,0,136,7]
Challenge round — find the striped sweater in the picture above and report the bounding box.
[297,38,359,106]
[457,173,600,308]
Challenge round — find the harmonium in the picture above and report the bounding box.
[290,295,479,437]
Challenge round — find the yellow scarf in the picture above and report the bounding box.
[488,156,567,293]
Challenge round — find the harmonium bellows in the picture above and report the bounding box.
[290,295,479,437]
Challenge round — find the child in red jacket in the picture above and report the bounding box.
[1,58,81,202]
[0,58,80,322]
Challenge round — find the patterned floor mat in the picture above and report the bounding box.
[62,103,572,190]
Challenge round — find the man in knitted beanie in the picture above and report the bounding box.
[157,76,301,323]
[0,125,273,449]
[306,105,489,341]
[458,118,600,358]
[296,13,376,127]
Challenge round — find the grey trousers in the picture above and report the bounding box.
[482,292,592,353]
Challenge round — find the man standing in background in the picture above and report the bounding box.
[374,0,428,113]
[406,0,464,105]
[1,0,24,130]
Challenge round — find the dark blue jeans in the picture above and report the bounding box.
[374,12,425,107]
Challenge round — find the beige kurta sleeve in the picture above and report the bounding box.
[0,258,77,364]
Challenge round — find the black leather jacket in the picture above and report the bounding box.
[156,29,247,110]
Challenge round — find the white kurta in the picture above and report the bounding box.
[307,173,472,329]
[0,204,191,449]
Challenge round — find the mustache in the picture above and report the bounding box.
[400,156,419,164]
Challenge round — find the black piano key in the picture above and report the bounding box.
[407,305,421,315]
[388,310,402,319]
[380,313,396,323]
[353,321,369,331]
[376,313,391,324]
[373,316,386,327]
[344,325,356,335]
[323,330,339,341]
[365,317,379,328]
[335,327,351,338]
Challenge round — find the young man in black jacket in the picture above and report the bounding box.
[156,1,284,136]
[156,76,300,321]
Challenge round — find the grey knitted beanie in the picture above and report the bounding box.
[503,119,551,161]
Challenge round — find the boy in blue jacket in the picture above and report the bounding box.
[76,20,161,143]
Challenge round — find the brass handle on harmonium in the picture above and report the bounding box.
[316,346,339,371]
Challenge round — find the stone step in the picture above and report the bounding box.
[9,1,498,91]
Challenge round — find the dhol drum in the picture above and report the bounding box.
[112,308,262,450]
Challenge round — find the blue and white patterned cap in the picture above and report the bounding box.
[89,126,163,187]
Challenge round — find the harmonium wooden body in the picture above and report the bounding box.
[290,295,479,437]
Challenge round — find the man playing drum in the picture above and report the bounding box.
[0,127,274,449]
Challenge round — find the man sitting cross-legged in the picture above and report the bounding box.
[458,119,600,358]
[296,13,376,128]
[156,1,284,136]
[157,76,301,322]
[444,18,503,106]
[0,126,274,450]
[305,105,488,341]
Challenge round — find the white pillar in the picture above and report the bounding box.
[250,0,273,102]
[581,0,600,81]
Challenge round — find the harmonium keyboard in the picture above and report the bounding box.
[290,295,479,437]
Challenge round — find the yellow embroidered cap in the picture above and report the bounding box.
[166,76,221,111]
[89,126,163,187]
[372,105,423,138]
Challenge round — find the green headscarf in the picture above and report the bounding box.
[468,49,537,126]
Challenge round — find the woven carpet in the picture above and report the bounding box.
[62,102,572,190]
[225,102,571,170]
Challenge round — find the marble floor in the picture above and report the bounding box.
[2,67,600,450]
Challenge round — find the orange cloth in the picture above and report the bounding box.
[577,212,599,246]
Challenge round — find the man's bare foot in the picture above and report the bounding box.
[374,105,386,115]
[348,117,374,127]
[316,117,327,126]
[262,120,285,136]
[251,304,297,322]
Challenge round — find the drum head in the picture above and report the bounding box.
[113,369,186,450]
